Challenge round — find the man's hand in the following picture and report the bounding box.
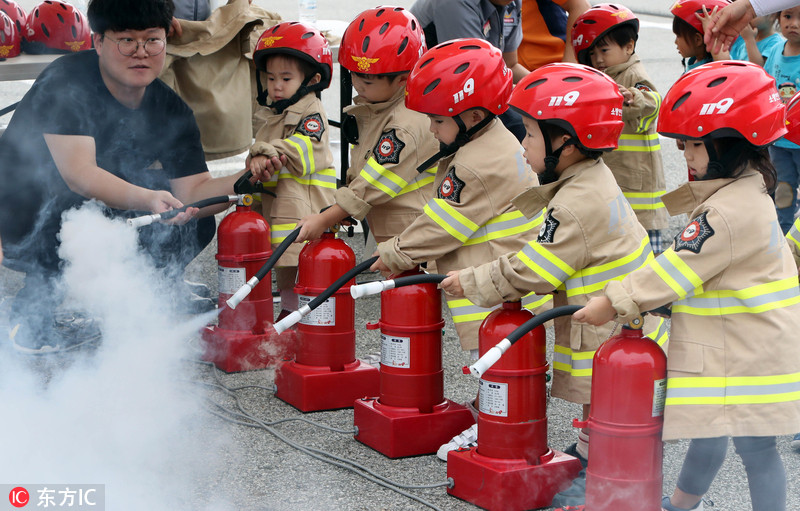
[169,16,182,37]
[146,189,198,225]
[572,296,617,325]
[704,0,757,54]
[440,271,465,297]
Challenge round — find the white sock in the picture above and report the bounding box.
[576,429,590,460]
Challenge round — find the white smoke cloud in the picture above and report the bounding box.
[0,202,231,510]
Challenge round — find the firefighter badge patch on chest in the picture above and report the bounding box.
[296,113,325,141]
[674,212,714,253]
[373,129,405,165]
[537,210,559,243]
[438,168,465,203]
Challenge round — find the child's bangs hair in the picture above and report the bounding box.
[672,14,700,39]
[265,54,318,82]
[594,24,639,51]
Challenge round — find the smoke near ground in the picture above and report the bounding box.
[0,203,231,511]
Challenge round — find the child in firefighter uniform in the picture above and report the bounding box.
[248,22,337,315]
[297,7,438,244]
[439,63,668,507]
[370,39,546,459]
[572,4,669,253]
[576,61,800,511]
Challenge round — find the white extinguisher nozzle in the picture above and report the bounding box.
[273,307,308,334]
[226,285,252,309]
[350,280,393,299]
[127,214,157,228]
[468,339,512,378]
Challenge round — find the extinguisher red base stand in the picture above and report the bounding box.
[201,325,298,373]
[275,359,379,412]
[353,397,475,458]
[447,448,582,511]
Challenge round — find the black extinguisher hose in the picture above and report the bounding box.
[127,194,245,228]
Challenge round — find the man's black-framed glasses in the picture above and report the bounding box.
[104,35,166,56]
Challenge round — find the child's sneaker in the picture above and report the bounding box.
[436,423,477,461]
[791,433,800,451]
[662,496,704,511]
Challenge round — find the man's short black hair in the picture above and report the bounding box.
[88,0,174,34]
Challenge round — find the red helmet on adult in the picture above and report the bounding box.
[658,60,786,146]
[23,0,91,54]
[339,6,426,75]
[785,91,800,145]
[253,21,333,89]
[572,3,639,66]
[405,38,512,116]
[0,10,21,58]
[670,0,730,34]
[0,0,26,34]
[509,62,624,151]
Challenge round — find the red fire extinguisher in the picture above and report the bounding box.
[573,315,667,511]
[274,231,379,412]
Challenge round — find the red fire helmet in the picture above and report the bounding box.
[405,38,511,116]
[572,3,639,66]
[670,0,731,34]
[24,0,91,54]
[253,21,333,89]
[339,6,426,75]
[785,91,800,145]
[0,10,21,58]
[658,60,786,146]
[509,62,624,151]
[0,0,26,34]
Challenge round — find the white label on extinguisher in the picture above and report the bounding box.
[298,295,336,325]
[652,378,667,417]
[218,266,246,295]
[478,379,509,417]
[380,334,410,368]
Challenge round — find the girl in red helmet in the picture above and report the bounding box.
[576,61,800,511]
[572,3,669,255]
[439,62,667,507]
[297,6,439,246]
[247,21,337,317]
[671,0,732,72]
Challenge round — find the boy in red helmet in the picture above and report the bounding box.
[439,62,667,507]
[248,22,337,317]
[297,6,438,246]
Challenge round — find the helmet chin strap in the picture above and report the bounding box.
[416,113,495,172]
[538,122,576,185]
[256,73,324,114]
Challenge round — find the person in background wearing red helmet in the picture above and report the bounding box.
[0,0,269,353]
[575,61,800,511]
[0,9,20,58]
[247,22,337,319]
[572,4,669,255]
[296,7,438,246]
[439,62,667,507]
[371,38,544,460]
[671,0,732,74]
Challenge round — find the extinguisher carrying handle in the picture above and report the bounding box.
[127,194,244,228]
[467,304,584,378]
[273,255,380,334]
[233,170,277,197]
[226,227,301,310]
[349,273,447,299]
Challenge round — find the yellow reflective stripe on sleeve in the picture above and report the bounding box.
[423,198,479,243]
[672,276,800,316]
[649,248,704,299]
[271,222,298,244]
[398,167,437,196]
[446,298,496,323]
[565,236,653,297]
[637,90,662,133]
[787,218,800,251]
[286,134,314,177]
[614,133,660,152]
[553,345,594,377]
[359,157,409,198]
[522,292,553,311]
[644,316,669,348]
[274,166,337,189]
[517,241,575,288]
[464,210,541,246]
[665,371,800,406]
[623,190,666,211]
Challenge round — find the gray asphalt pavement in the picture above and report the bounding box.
[1,3,799,511]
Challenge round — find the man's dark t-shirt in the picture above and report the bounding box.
[0,50,208,249]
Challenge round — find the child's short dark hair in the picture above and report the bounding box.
[546,123,603,160]
[351,71,408,82]
[713,137,777,192]
[672,15,711,61]
[88,0,173,34]
[594,24,638,51]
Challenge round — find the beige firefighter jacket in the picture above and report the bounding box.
[160,0,280,160]
[334,87,439,243]
[602,55,668,231]
[786,217,800,265]
[250,93,336,266]
[605,171,800,440]
[378,120,542,351]
[458,158,666,403]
